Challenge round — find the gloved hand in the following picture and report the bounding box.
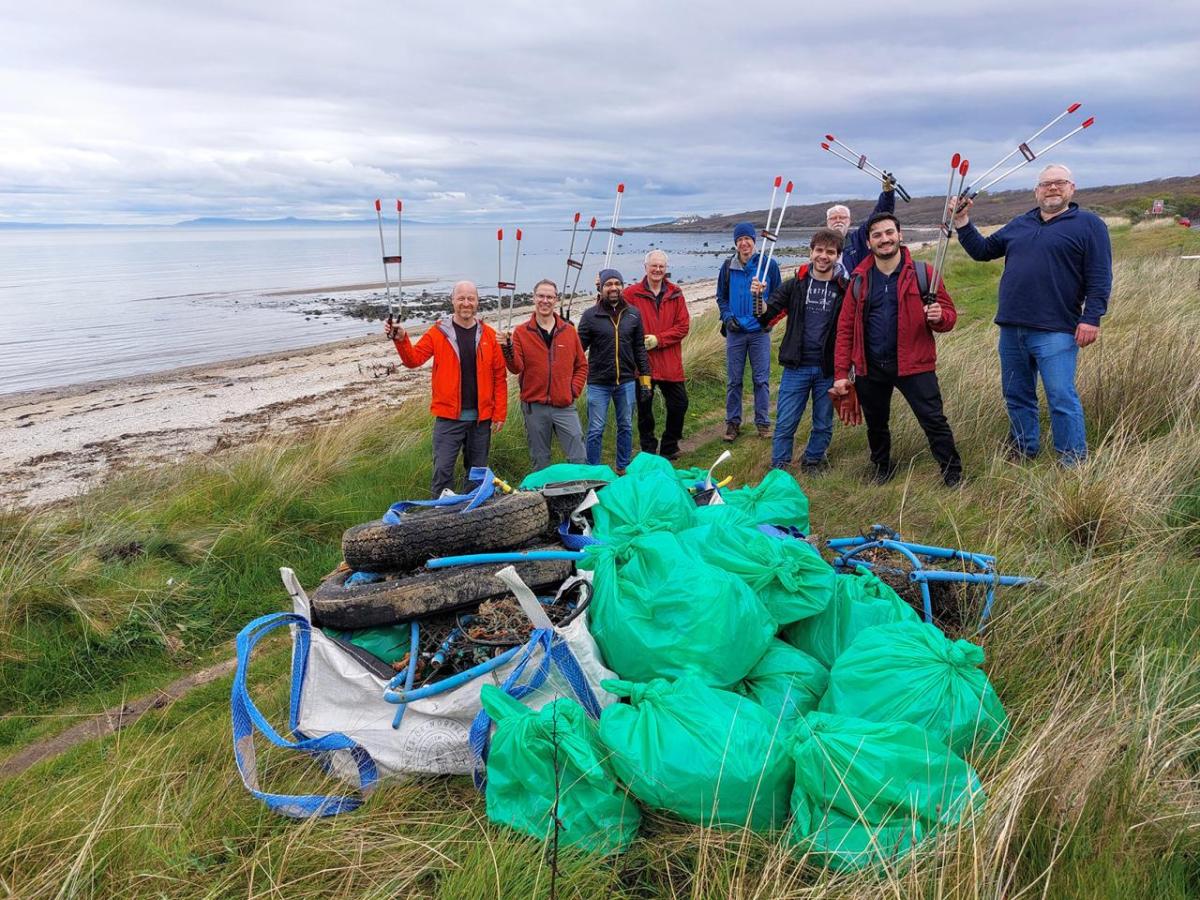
[829,381,863,426]
[882,171,897,193]
[644,334,659,350]
[637,377,653,405]
[725,317,745,333]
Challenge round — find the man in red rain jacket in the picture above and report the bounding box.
[832,213,963,486]
[623,250,690,459]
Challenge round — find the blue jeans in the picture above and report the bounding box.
[772,366,834,468]
[585,381,635,470]
[726,330,772,426]
[998,325,1087,463]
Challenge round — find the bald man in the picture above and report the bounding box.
[826,177,896,277]
[386,281,507,496]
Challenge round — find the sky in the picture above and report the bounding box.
[2,0,1197,225]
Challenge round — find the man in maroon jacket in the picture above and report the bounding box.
[501,279,588,470]
[623,249,691,459]
[831,213,963,486]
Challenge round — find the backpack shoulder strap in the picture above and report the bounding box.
[913,260,932,303]
[721,256,734,298]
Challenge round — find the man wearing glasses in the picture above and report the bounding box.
[953,164,1112,465]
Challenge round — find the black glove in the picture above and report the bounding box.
[637,379,653,404]
[725,317,744,333]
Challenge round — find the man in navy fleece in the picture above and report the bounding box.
[826,174,897,277]
[954,163,1112,465]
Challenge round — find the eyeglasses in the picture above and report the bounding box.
[1036,179,1072,189]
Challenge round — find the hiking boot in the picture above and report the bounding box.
[869,462,898,485]
[943,469,965,488]
[756,424,771,439]
[800,457,829,474]
[723,422,740,442]
[661,448,682,461]
[614,467,627,477]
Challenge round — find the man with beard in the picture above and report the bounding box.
[501,279,588,471]
[953,164,1111,465]
[385,280,507,497]
[576,269,652,475]
[755,228,847,472]
[831,213,963,486]
[624,249,690,459]
[825,174,897,277]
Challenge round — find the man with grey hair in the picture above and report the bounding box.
[386,280,507,496]
[624,249,691,458]
[954,163,1112,465]
[826,175,897,276]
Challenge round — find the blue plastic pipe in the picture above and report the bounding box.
[384,645,521,705]
[426,550,585,569]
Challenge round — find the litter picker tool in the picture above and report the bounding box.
[374,199,403,324]
[927,156,970,305]
[964,102,1093,199]
[602,183,625,268]
[565,216,598,320]
[821,136,911,202]
[753,178,793,316]
[560,212,581,315]
[496,228,523,328]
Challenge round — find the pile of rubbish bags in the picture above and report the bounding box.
[485,453,1008,871]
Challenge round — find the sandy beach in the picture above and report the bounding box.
[1,278,720,508]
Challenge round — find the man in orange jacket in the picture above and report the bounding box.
[831,213,963,486]
[385,280,507,497]
[501,279,588,470]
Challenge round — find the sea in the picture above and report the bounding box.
[0,224,813,396]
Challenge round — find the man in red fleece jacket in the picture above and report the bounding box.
[501,279,588,471]
[623,249,690,459]
[832,213,963,486]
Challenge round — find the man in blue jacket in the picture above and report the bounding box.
[826,176,896,276]
[717,222,782,441]
[954,164,1112,465]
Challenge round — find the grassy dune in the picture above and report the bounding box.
[1,223,1199,897]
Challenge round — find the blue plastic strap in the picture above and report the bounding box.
[467,627,601,789]
[382,467,495,524]
[230,611,379,818]
[557,518,601,551]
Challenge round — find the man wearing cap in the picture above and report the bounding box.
[716,222,781,442]
[385,280,507,497]
[826,175,897,277]
[500,278,588,471]
[576,269,653,475]
[624,249,690,459]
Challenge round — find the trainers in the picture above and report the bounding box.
[943,469,965,487]
[661,448,682,461]
[614,467,627,477]
[723,422,740,442]
[756,424,771,439]
[869,462,898,485]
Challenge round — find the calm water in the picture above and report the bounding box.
[0,224,811,395]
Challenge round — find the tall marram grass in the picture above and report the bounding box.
[1,225,1199,897]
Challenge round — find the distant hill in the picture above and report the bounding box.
[173,216,381,228]
[635,174,1200,232]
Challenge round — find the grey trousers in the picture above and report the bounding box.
[431,417,492,497]
[522,401,586,471]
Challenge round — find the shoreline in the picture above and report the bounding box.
[1,278,718,509]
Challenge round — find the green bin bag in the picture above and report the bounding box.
[721,468,811,531]
[519,463,617,490]
[677,523,834,625]
[821,621,1009,757]
[739,640,829,725]
[797,810,925,873]
[321,622,411,665]
[590,454,696,541]
[781,567,918,667]
[479,686,640,854]
[599,677,793,830]
[580,533,774,687]
[788,711,983,871]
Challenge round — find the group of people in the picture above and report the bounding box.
[385,163,1112,498]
